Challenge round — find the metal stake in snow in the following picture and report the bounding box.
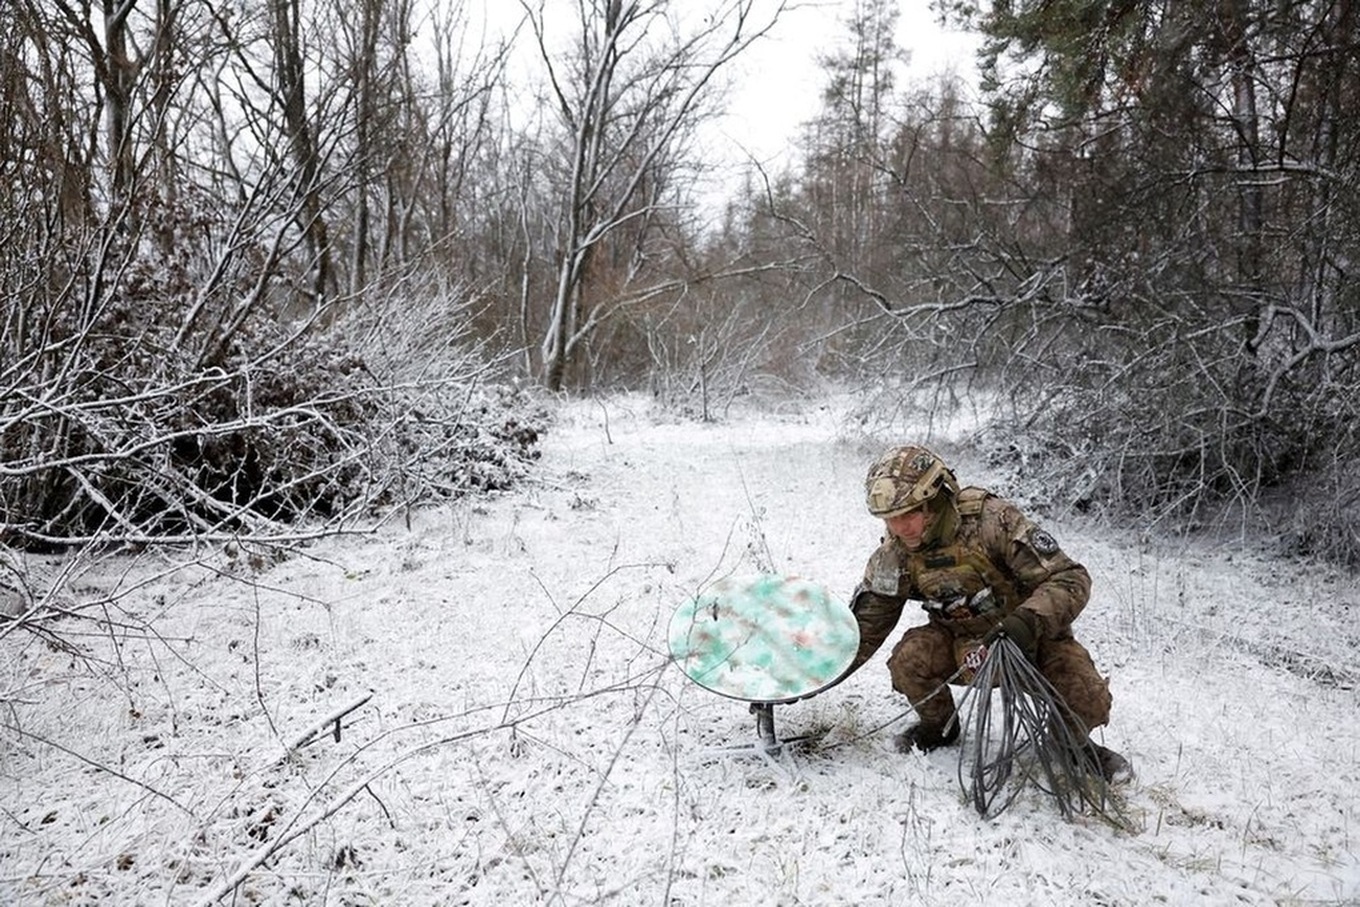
[668,574,859,753]
[278,692,374,762]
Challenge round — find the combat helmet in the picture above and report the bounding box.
[864,446,959,518]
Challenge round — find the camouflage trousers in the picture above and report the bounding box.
[887,621,1112,737]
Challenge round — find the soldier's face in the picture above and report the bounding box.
[885,508,930,550]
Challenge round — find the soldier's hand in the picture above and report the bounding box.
[984,609,1040,663]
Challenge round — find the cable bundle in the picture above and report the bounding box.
[955,637,1128,827]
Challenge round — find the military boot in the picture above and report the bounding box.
[894,719,960,753]
[1084,742,1134,784]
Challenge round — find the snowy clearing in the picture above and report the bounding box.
[3,392,1358,906]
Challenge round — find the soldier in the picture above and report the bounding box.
[847,444,1132,782]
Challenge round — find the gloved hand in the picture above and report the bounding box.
[983,609,1040,663]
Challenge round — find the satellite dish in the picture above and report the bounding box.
[669,574,859,751]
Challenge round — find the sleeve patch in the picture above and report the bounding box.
[1028,527,1060,556]
[866,544,902,595]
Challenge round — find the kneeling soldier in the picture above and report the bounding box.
[846,445,1132,782]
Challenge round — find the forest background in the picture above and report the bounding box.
[3,0,1360,609]
[3,0,1360,902]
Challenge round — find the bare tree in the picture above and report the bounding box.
[0,0,541,551]
[268,0,333,301]
[521,0,786,391]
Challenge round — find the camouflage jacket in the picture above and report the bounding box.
[847,487,1091,674]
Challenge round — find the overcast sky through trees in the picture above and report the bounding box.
[464,1,981,212]
[711,1,981,167]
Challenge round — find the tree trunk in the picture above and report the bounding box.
[272,0,332,303]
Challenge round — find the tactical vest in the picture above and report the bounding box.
[904,488,1021,635]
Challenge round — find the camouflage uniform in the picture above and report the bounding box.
[850,447,1113,742]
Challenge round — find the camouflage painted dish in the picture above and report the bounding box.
[668,574,859,703]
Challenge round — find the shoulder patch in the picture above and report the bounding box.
[865,542,904,595]
[1027,527,1060,556]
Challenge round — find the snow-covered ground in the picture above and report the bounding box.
[2,391,1358,906]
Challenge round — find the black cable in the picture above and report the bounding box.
[955,638,1130,828]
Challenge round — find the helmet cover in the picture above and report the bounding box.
[864,446,958,518]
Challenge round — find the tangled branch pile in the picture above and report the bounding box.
[0,211,544,550]
[980,282,1360,564]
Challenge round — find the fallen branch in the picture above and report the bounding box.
[193,665,670,906]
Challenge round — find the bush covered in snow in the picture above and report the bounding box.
[0,228,546,549]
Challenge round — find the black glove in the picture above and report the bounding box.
[984,609,1040,663]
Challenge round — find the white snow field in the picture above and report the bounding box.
[2,392,1357,905]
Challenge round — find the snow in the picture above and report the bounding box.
[3,390,1358,906]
